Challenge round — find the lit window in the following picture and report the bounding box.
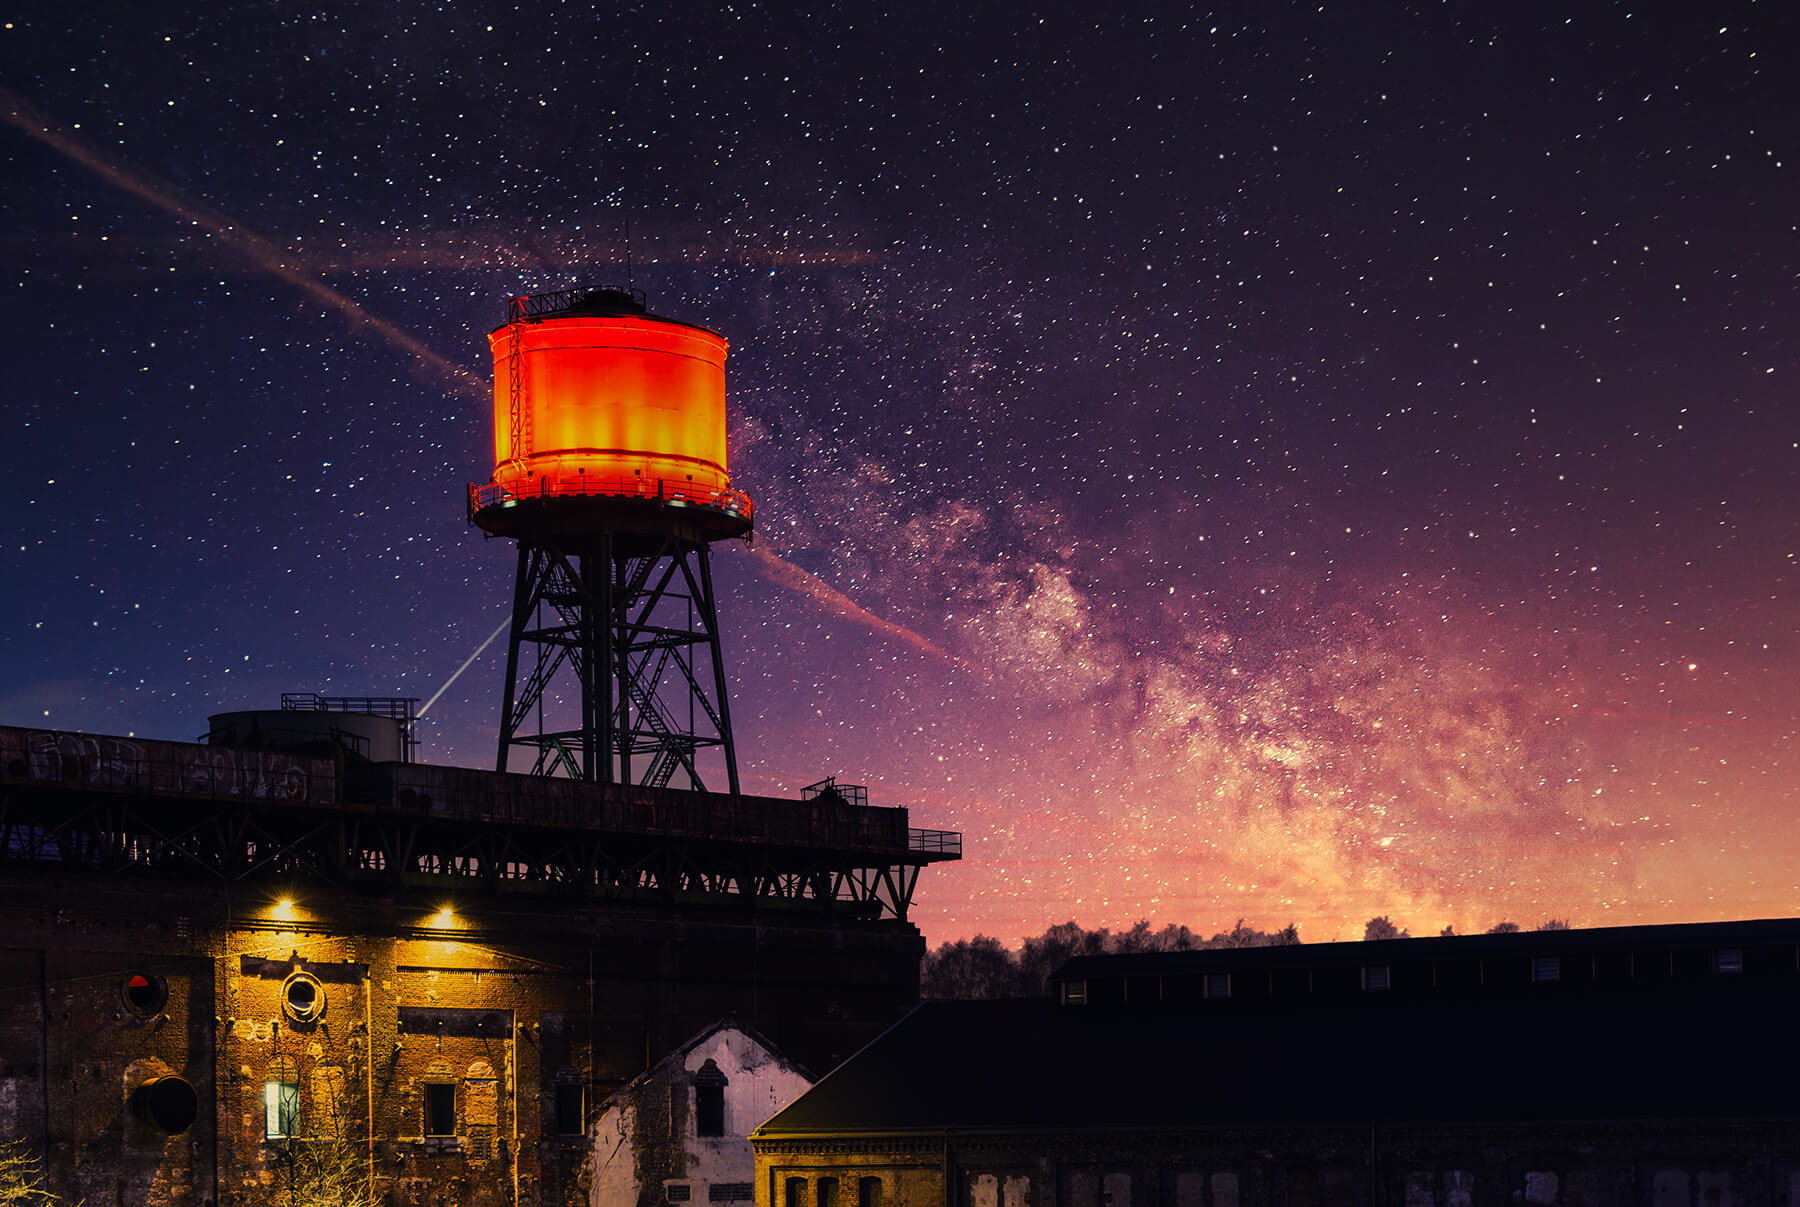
[424,1083,456,1137]
[1715,948,1743,974]
[1531,956,1561,983]
[1361,965,1391,991]
[265,1081,299,1139]
[1061,980,1088,1006]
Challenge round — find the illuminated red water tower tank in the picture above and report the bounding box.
[468,287,753,790]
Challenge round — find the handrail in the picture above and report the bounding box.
[908,828,962,856]
[468,476,754,523]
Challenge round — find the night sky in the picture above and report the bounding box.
[3,3,1795,945]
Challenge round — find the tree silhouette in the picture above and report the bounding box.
[1363,916,1409,941]
[921,936,1025,999]
[922,919,1304,998]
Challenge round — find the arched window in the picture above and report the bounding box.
[817,1178,840,1207]
[692,1058,727,1138]
[786,1179,807,1207]
[859,1178,882,1207]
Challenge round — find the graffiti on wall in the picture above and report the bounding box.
[0,726,327,802]
[179,747,310,800]
[21,731,148,787]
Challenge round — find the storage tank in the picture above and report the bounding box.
[483,289,747,517]
[207,707,410,763]
[464,286,751,787]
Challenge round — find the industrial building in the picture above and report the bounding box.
[0,287,960,1206]
[752,919,1800,1207]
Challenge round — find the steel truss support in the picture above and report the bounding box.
[496,532,740,792]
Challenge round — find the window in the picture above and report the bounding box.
[281,971,326,1023]
[554,1083,585,1136]
[786,1179,806,1207]
[1531,956,1561,983]
[1361,965,1391,991]
[424,1082,456,1137]
[265,1080,299,1139]
[1204,972,1231,999]
[668,1185,692,1203]
[1715,948,1744,974]
[1061,980,1087,1006]
[712,1184,754,1202]
[122,972,167,1018]
[859,1178,882,1207]
[693,1059,728,1138]
[817,1178,840,1207]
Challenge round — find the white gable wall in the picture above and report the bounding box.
[592,1025,814,1207]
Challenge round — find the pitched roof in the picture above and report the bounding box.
[756,975,1800,1136]
[600,1017,809,1113]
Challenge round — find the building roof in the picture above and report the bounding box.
[598,1018,813,1117]
[1051,916,1800,986]
[757,922,1800,1138]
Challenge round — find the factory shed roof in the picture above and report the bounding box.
[756,934,1800,1138]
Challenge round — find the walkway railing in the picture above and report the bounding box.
[909,828,962,856]
[468,476,753,523]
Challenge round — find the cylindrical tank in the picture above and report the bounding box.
[207,708,409,763]
[488,290,734,502]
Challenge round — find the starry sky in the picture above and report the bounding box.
[3,3,1795,945]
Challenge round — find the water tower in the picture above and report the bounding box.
[467,287,753,791]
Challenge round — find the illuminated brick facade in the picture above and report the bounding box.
[0,724,956,1207]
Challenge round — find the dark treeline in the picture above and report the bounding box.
[921,919,1300,1000]
[924,915,1578,999]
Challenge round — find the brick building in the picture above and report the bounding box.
[753,920,1800,1207]
[0,719,958,1207]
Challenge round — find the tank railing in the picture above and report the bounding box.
[468,476,754,523]
[508,286,645,321]
[281,693,419,721]
[802,777,869,808]
[909,828,963,856]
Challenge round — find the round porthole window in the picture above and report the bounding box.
[132,1075,199,1135]
[122,973,168,1018]
[281,971,325,1024]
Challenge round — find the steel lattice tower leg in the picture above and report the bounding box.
[495,534,740,793]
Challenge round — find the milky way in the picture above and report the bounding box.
[2,3,1795,943]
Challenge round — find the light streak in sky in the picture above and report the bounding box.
[745,544,995,684]
[0,84,952,677]
[419,616,513,720]
[0,84,484,401]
